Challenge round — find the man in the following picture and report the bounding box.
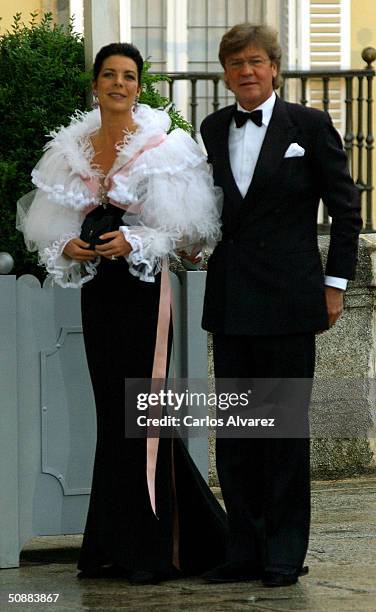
[200,24,361,587]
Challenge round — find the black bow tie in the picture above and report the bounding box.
[234,109,263,128]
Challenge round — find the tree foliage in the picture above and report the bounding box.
[0,13,90,276]
[140,60,192,133]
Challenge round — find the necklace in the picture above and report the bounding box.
[98,180,110,208]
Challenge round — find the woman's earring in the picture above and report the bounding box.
[133,95,139,111]
[92,91,99,109]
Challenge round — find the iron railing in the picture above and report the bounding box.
[152,47,376,233]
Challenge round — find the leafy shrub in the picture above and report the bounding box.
[0,12,190,277]
[141,60,192,133]
[0,13,90,276]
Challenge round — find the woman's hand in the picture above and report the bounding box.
[95,230,132,259]
[63,238,97,261]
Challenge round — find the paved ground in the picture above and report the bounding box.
[0,475,375,611]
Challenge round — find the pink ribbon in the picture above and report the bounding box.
[146,259,172,516]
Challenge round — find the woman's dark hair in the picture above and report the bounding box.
[93,42,144,83]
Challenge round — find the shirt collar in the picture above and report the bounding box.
[236,91,276,127]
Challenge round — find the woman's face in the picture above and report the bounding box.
[93,54,141,113]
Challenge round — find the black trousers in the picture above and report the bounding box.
[213,332,315,572]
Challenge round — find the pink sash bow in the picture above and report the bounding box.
[80,132,167,213]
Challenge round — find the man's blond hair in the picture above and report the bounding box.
[219,23,282,89]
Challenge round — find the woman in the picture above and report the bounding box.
[18,42,227,584]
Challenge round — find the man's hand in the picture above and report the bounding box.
[325,286,344,327]
[179,244,203,267]
[178,249,203,265]
[63,238,97,261]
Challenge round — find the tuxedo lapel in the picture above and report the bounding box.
[208,105,244,210]
[237,97,296,220]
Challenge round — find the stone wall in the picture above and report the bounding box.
[203,235,376,484]
[311,235,376,478]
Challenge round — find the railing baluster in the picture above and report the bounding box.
[361,47,376,231]
[356,75,365,215]
[344,76,354,174]
[318,65,330,230]
[321,75,331,232]
[366,73,374,231]
[190,78,198,136]
[169,79,174,101]
[322,76,329,112]
[300,77,307,106]
[213,78,219,112]
[320,77,330,237]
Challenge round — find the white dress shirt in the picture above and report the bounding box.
[228,91,347,291]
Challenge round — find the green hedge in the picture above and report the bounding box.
[0,12,190,278]
[0,13,90,277]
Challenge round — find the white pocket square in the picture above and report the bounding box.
[284,143,305,158]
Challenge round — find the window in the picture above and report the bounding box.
[187,0,264,126]
[131,0,167,73]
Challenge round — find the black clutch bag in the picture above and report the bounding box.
[80,204,124,250]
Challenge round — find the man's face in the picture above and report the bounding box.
[224,43,277,111]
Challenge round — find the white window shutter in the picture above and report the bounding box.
[310,0,346,68]
[289,0,351,224]
[293,0,350,131]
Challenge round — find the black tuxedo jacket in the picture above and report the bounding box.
[200,96,362,336]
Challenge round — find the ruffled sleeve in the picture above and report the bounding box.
[111,128,222,282]
[119,225,174,282]
[17,184,99,288]
[30,109,101,211]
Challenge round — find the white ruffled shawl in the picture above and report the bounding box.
[17,104,222,286]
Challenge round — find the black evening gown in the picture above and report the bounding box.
[78,257,227,574]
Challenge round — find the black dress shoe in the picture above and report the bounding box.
[129,567,183,585]
[77,564,128,579]
[202,561,262,584]
[262,566,309,588]
[163,567,183,581]
[262,572,298,587]
[129,570,161,585]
